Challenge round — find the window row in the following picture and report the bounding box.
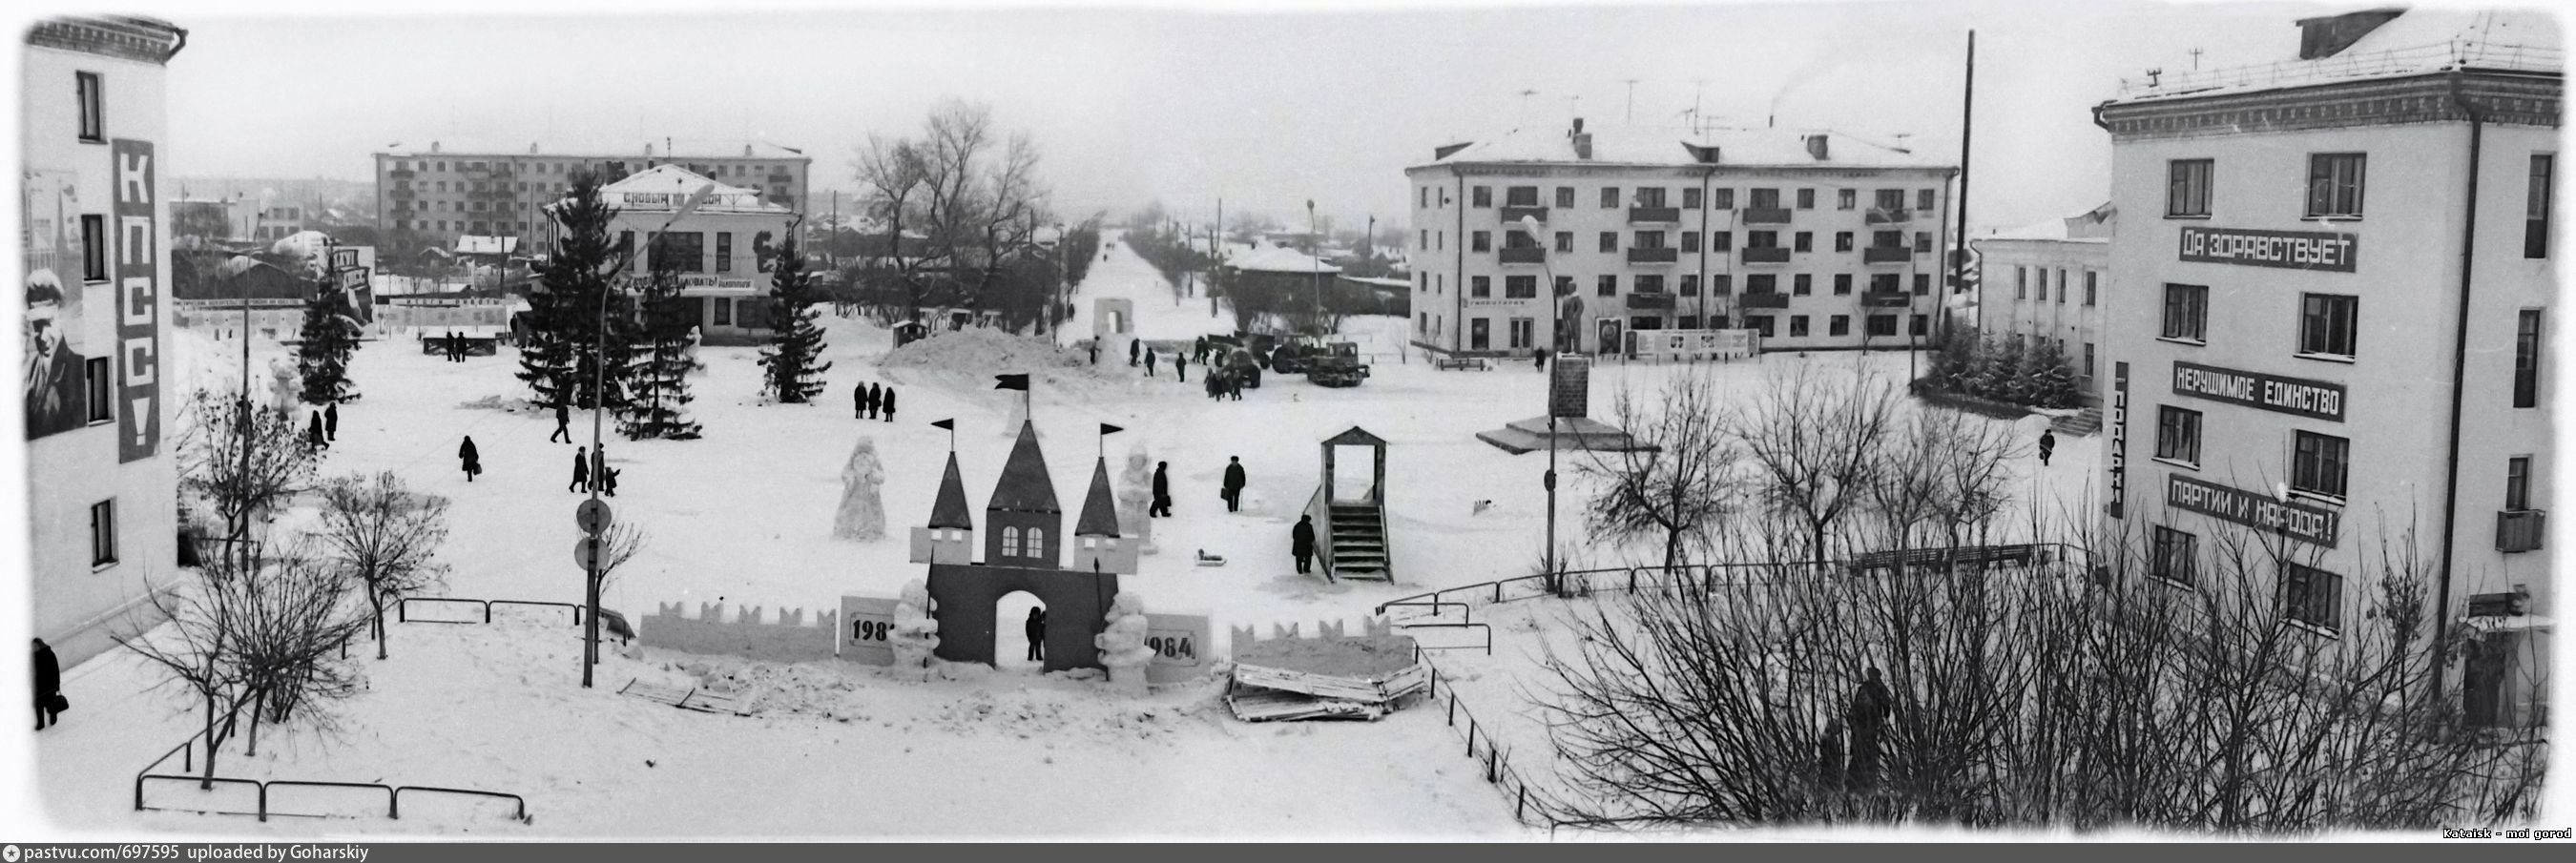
[1437,184,1939,213]
[2147,526,2344,631]
[1466,228,1932,255]
[1735,314,1929,339]
[388,158,795,178]
[2166,154,2367,219]
[1448,272,1934,298]
[2151,408,2349,500]
[2159,284,2359,360]
[2012,266,2100,306]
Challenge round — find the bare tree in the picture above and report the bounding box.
[116,539,364,781]
[1578,369,1742,574]
[1728,365,1901,565]
[313,472,451,659]
[854,100,1052,327]
[176,387,322,555]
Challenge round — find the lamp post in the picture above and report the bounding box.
[1514,215,1561,588]
[1306,200,1323,337]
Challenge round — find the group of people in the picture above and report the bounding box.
[852,381,899,421]
[438,331,475,363]
[305,402,340,450]
[1817,667,1898,792]
[568,444,620,496]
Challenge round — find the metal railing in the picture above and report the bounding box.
[398,596,587,626]
[2116,39,2564,98]
[1376,545,2097,621]
[1415,645,1564,831]
[1304,484,1337,583]
[134,696,530,824]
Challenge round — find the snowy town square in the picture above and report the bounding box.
[12,1,2564,846]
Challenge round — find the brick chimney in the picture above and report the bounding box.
[1569,117,1593,160]
[2296,9,2405,60]
[1804,134,1830,160]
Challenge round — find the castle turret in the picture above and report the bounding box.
[984,421,1062,567]
[1070,456,1136,574]
[909,451,975,565]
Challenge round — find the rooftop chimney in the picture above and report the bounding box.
[429,141,441,154]
[1804,134,1830,161]
[2296,9,2405,60]
[1569,117,1593,160]
[645,142,655,157]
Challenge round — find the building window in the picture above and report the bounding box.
[1600,187,1620,208]
[1711,232,1733,252]
[1915,232,1933,253]
[1835,232,1854,253]
[1599,232,1617,253]
[1679,231,1700,253]
[75,72,104,142]
[1471,186,1492,208]
[2162,283,2208,342]
[1470,276,1491,298]
[1829,315,1851,337]
[1679,275,1699,297]
[1834,274,1852,295]
[1837,189,1857,210]
[1713,189,1735,210]
[2154,406,2201,465]
[1712,275,1733,295]
[1636,274,1665,293]
[1682,188,1703,209]
[1506,186,1538,207]
[1503,276,1535,299]
[1793,274,1812,296]
[2016,267,2027,300]
[1866,315,1898,338]
[1002,526,1022,557]
[1471,231,1491,253]
[1789,315,1810,337]
[1554,232,1573,253]
[2054,270,2067,303]
[1748,231,1778,249]
[2292,431,2351,501]
[1743,274,1774,296]
[2085,272,2098,306]
[2516,309,2543,408]
[716,232,733,273]
[1911,314,1928,337]
[90,500,116,566]
[2168,159,2212,217]
[81,215,107,282]
[2530,154,2555,258]
[1509,318,1533,349]
[1917,190,1935,212]
[2307,153,2366,218]
[1597,275,1617,298]
[1796,189,1816,210]
[84,357,111,424]
[2151,526,2196,585]
[2297,294,2358,359]
[713,298,733,326]
[1750,188,1779,210]
[1636,187,1667,208]
[2279,563,2342,631]
[2506,456,2534,511]
[1793,232,1813,253]
[1555,187,1575,208]
[1470,318,1491,350]
[1632,231,1666,250]
[1913,274,1931,294]
[1745,315,1775,337]
[1418,187,1428,209]
[2083,342,2095,382]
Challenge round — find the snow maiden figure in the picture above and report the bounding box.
[1117,443,1157,554]
[837,436,889,541]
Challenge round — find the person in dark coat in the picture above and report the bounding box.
[1144,349,1156,378]
[1088,341,1099,365]
[880,386,896,421]
[1024,607,1047,663]
[863,382,880,419]
[1846,667,1895,791]
[571,446,591,493]
[602,465,620,498]
[458,436,481,483]
[1128,339,1140,367]
[307,411,328,450]
[324,402,339,442]
[1291,514,1317,574]
[1151,462,1173,517]
[1205,369,1226,401]
[1230,372,1244,401]
[1534,346,1548,373]
[1818,718,1847,791]
[854,381,867,419]
[1222,456,1246,513]
[551,400,572,443]
[1194,336,1208,363]
[2038,428,2057,467]
[1174,353,1187,382]
[33,638,62,730]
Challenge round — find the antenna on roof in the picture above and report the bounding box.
[1518,89,1538,127]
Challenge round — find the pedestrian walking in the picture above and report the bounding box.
[551,400,572,443]
[1846,667,1895,791]
[1205,368,1225,401]
[1025,607,1047,663]
[324,402,339,442]
[1221,456,1246,513]
[854,381,867,419]
[602,465,620,498]
[1151,462,1173,517]
[1144,350,1156,378]
[1088,341,1099,365]
[32,638,63,731]
[307,411,328,450]
[881,386,897,421]
[1291,514,1316,574]
[1194,336,1208,363]
[2038,428,2058,467]
[458,435,481,483]
[864,382,882,420]
[1129,339,1140,367]
[571,446,590,493]
[1230,373,1244,401]
[1174,353,1187,382]
[1534,346,1548,373]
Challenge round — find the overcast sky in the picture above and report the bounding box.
[115,0,2410,233]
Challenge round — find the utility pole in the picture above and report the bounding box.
[1952,30,1977,331]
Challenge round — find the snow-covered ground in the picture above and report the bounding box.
[35,230,2104,838]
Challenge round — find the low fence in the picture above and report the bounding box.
[134,691,528,824]
[1414,644,1563,831]
[397,596,587,627]
[1376,545,2094,622]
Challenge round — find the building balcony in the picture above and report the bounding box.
[1626,292,1676,311]
[1741,247,1792,265]
[1864,208,1914,225]
[1498,247,1548,265]
[1742,207,1793,224]
[768,173,796,183]
[1739,293,1790,310]
[1628,206,1681,224]
[1861,291,1913,308]
[1500,205,1548,224]
[1862,246,1912,264]
[389,189,416,199]
[387,170,415,179]
[1627,247,1679,264]
[2497,509,2546,552]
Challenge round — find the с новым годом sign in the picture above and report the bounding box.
[2167,474,2340,547]
[2171,360,2346,422]
[2177,226,2357,273]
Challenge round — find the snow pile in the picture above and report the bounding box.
[890,580,941,679]
[877,328,1103,391]
[1094,592,1153,694]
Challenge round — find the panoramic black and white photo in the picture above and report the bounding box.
[9,0,2563,843]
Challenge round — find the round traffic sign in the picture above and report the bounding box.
[576,499,613,535]
[574,537,606,571]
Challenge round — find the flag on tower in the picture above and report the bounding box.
[1100,423,1124,436]
[994,374,1030,391]
[930,419,956,430]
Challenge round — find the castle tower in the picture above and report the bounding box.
[1070,456,1137,574]
[984,421,1062,567]
[909,451,976,565]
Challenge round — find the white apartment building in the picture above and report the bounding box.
[373,139,810,257]
[22,15,187,667]
[1404,119,1956,357]
[2095,9,2557,726]
[1975,202,2114,400]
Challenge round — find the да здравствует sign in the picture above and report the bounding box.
[2177,226,2358,273]
[2171,360,2346,422]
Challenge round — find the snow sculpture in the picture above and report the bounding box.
[1093,591,1153,694]
[835,437,888,541]
[684,326,706,374]
[266,358,301,418]
[1116,443,1158,554]
[890,579,941,680]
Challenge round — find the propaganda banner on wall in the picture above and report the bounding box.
[22,169,87,440]
[114,139,163,463]
[2107,361,2129,520]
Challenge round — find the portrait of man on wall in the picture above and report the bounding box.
[24,268,87,439]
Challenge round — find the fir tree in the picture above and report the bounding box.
[1985,334,2029,404]
[295,277,362,405]
[1925,325,1978,392]
[619,254,702,439]
[758,233,833,403]
[2021,338,2082,408]
[518,171,640,412]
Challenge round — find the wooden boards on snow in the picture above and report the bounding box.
[1225,634,1426,722]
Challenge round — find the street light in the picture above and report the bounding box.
[1306,199,1323,337]
[1513,214,1562,588]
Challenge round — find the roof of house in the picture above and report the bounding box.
[454,236,520,255]
[600,165,791,215]
[1075,458,1122,537]
[1414,123,1950,171]
[1227,245,1341,275]
[1982,202,2115,243]
[928,452,974,529]
[2109,9,2560,103]
[987,421,1061,515]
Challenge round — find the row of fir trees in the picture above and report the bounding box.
[514,171,836,441]
[1921,327,2085,409]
